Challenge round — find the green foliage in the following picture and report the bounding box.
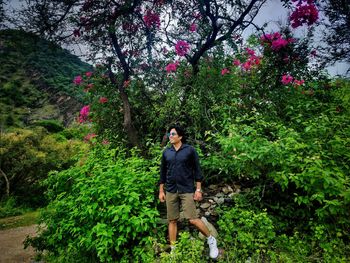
[0,197,28,218]
[201,77,350,234]
[33,120,64,133]
[28,146,160,262]
[160,232,206,263]
[218,207,276,260]
[0,127,85,206]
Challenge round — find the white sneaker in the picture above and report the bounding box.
[207,235,219,259]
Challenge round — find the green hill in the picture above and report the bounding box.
[0,29,92,129]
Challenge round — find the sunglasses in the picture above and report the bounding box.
[167,132,178,137]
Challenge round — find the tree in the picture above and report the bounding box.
[320,0,350,71]
[8,0,320,147]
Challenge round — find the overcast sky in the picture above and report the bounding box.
[4,0,349,77]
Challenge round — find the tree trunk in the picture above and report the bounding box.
[0,168,10,198]
[106,54,140,148]
[119,89,140,148]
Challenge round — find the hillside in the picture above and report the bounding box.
[0,29,92,129]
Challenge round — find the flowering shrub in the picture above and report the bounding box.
[221,68,230,75]
[281,74,294,84]
[98,97,108,103]
[233,59,241,66]
[260,32,294,51]
[232,47,261,71]
[83,132,97,142]
[85,71,93,77]
[165,61,179,73]
[79,105,90,123]
[290,1,319,28]
[73,75,83,85]
[143,9,160,29]
[175,40,190,56]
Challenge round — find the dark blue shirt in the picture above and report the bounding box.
[160,144,203,193]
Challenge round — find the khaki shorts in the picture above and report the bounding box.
[165,191,199,221]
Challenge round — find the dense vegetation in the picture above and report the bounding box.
[27,48,350,261]
[1,0,349,262]
[0,29,91,211]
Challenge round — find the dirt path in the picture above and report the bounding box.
[0,225,37,263]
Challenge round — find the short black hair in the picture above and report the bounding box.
[168,124,186,142]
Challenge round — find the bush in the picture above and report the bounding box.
[218,206,276,260]
[33,120,64,133]
[28,146,160,262]
[0,197,28,218]
[160,232,206,263]
[0,127,85,207]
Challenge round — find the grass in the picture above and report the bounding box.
[0,211,40,230]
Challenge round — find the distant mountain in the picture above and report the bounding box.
[0,29,92,129]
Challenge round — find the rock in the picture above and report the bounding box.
[233,183,241,192]
[198,216,219,240]
[208,184,219,191]
[200,202,211,209]
[222,185,233,194]
[213,197,225,205]
[215,192,224,198]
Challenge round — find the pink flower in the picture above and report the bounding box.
[79,105,90,123]
[85,71,93,77]
[252,57,261,66]
[281,74,294,85]
[241,61,252,71]
[102,139,110,145]
[165,61,179,73]
[175,40,190,56]
[294,79,305,86]
[84,133,97,142]
[271,38,289,51]
[260,32,281,43]
[73,75,83,85]
[290,4,319,28]
[245,48,255,56]
[233,59,241,66]
[189,23,197,32]
[99,97,108,103]
[143,9,160,28]
[221,68,230,75]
